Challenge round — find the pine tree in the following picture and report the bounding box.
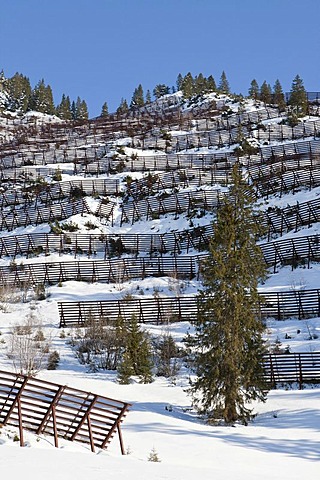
[7,73,32,112]
[273,79,286,111]
[116,97,129,116]
[153,84,170,99]
[181,72,194,98]
[218,70,230,94]
[145,89,152,104]
[187,164,268,425]
[206,75,217,93]
[248,79,259,100]
[194,73,206,96]
[260,81,272,105]
[56,94,72,120]
[117,315,153,384]
[30,79,55,114]
[75,97,88,121]
[289,74,308,116]
[176,73,183,91]
[100,101,109,117]
[130,84,144,108]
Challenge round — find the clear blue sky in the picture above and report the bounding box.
[1,0,319,117]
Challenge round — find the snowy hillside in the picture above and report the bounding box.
[0,90,320,478]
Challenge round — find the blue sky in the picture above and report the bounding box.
[1,0,319,117]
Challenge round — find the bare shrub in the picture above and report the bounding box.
[7,311,51,376]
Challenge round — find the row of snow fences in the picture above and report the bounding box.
[57,288,320,328]
[262,353,320,389]
[1,169,319,236]
[2,136,320,182]
[0,199,90,231]
[0,235,319,285]
[0,370,131,452]
[0,255,203,286]
[0,228,213,259]
[0,178,122,208]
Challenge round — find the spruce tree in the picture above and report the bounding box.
[187,163,268,425]
[289,74,308,116]
[145,89,152,104]
[101,101,109,117]
[117,315,153,384]
[273,79,286,111]
[7,73,32,112]
[218,70,230,94]
[30,79,55,114]
[248,79,259,100]
[56,94,72,120]
[116,98,129,116]
[260,81,272,105]
[206,75,217,93]
[130,84,144,108]
[181,72,194,98]
[153,84,170,99]
[176,73,183,91]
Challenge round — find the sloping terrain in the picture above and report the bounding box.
[0,91,320,478]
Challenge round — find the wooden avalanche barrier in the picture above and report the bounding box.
[0,370,131,453]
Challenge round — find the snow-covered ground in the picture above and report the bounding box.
[1,96,320,479]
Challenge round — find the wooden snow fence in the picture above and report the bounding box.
[57,288,320,328]
[0,370,131,453]
[262,352,320,389]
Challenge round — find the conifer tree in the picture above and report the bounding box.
[71,100,77,120]
[289,74,308,116]
[153,84,170,99]
[100,101,109,117]
[116,97,129,116]
[176,73,183,91]
[260,81,272,105]
[7,73,32,112]
[218,70,230,94]
[194,73,206,96]
[206,75,217,93]
[248,79,259,100]
[30,79,54,114]
[56,94,72,120]
[117,315,153,384]
[145,89,152,104]
[130,84,144,108]
[273,79,286,111]
[181,72,194,98]
[74,96,88,121]
[187,163,268,425]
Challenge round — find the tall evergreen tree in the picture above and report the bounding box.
[130,84,144,108]
[7,73,32,112]
[153,84,170,99]
[289,74,308,116]
[145,89,152,104]
[260,81,272,105]
[273,79,286,111]
[176,73,183,91]
[218,70,230,94]
[181,72,194,98]
[194,73,206,96]
[74,96,88,121]
[56,94,72,120]
[117,315,153,384]
[206,75,217,93]
[248,79,259,100]
[100,101,109,117]
[187,164,268,425]
[116,97,129,116]
[30,79,55,114]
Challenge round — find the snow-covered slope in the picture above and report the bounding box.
[0,93,319,479]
